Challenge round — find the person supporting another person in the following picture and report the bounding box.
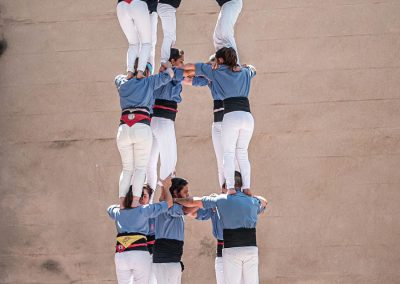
[107,177,173,284]
[152,177,190,284]
[174,171,267,284]
[115,61,175,208]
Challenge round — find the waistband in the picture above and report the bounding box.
[115,233,148,253]
[216,0,232,7]
[213,100,224,122]
[153,238,184,263]
[120,108,151,127]
[223,228,256,248]
[216,239,224,257]
[223,97,251,114]
[159,0,182,8]
[146,234,156,255]
[153,99,178,121]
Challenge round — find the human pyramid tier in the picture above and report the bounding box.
[108,1,268,284]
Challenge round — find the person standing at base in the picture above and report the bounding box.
[174,172,267,284]
[152,177,190,284]
[107,177,173,284]
[213,0,243,64]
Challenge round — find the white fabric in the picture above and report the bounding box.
[149,11,159,72]
[215,256,225,284]
[117,123,153,198]
[222,111,254,189]
[147,117,177,190]
[149,262,158,284]
[115,251,152,284]
[117,0,152,72]
[157,3,177,64]
[213,0,243,64]
[153,262,182,284]
[223,247,259,284]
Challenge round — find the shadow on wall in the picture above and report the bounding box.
[0,39,7,57]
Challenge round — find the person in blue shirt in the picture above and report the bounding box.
[147,48,185,191]
[184,47,257,196]
[107,177,173,284]
[152,177,189,284]
[115,61,175,209]
[174,171,267,284]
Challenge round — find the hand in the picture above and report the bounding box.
[242,188,253,196]
[136,70,145,79]
[161,174,173,189]
[233,65,242,72]
[126,71,134,80]
[212,61,219,70]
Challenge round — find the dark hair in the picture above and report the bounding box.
[234,171,243,189]
[124,186,134,209]
[169,48,184,62]
[215,47,238,70]
[142,184,154,199]
[169,177,188,197]
[133,58,152,77]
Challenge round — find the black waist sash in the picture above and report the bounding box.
[115,232,148,253]
[216,0,232,7]
[120,108,151,126]
[153,99,178,121]
[153,238,184,263]
[159,0,182,8]
[146,234,156,255]
[223,97,251,115]
[216,239,224,257]
[213,100,224,122]
[223,228,257,248]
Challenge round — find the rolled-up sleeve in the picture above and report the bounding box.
[167,204,184,217]
[173,68,184,82]
[202,196,218,209]
[192,76,209,87]
[107,205,119,220]
[115,74,126,88]
[196,208,212,220]
[195,63,214,81]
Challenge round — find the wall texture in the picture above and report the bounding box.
[1,0,400,283]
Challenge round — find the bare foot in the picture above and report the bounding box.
[136,71,145,79]
[243,188,253,196]
[227,188,237,195]
[126,71,134,80]
[159,64,167,73]
[119,197,126,209]
[131,197,140,208]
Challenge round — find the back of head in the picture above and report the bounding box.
[234,171,243,190]
[124,186,134,209]
[169,177,188,197]
[215,47,238,70]
[169,48,184,62]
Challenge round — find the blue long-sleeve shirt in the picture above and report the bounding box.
[201,191,264,230]
[192,76,225,101]
[196,208,224,240]
[155,203,185,241]
[153,68,184,103]
[107,202,168,234]
[115,71,173,110]
[194,63,256,100]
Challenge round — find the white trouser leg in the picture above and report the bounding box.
[149,262,158,284]
[157,3,177,64]
[117,124,153,198]
[222,111,254,189]
[117,2,139,73]
[151,117,177,180]
[212,122,225,187]
[213,0,243,64]
[153,263,182,284]
[242,247,259,284]
[149,11,159,72]
[222,248,243,284]
[215,256,224,284]
[115,251,152,284]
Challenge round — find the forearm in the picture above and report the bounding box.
[163,185,173,208]
[173,197,203,208]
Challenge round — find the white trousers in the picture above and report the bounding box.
[117,0,152,72]
[157,3,177,64]
[147,117,177,190]
[149,11,159,72]
[117,123,153,198]
[149,262,158,284]
[115,251,152,284]
[213,0,242,64]
[223,247,259,284]
[153,263,182,284]
[215,256,224,284]
[222,111,254,190]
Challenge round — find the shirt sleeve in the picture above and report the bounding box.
[192,76,209,87]
[195,63,215,81]
[107,205,119,220]
[202,195,219,209]
[167,204,185,217]
[141,202,169,218]
[253,198,265,214]
[245,65,257,79]
[149,72,173,90]
[173,68,184,82]
[196,208,213,220]
[115,74,127,89]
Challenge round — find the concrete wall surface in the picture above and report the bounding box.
[1,0,400,283]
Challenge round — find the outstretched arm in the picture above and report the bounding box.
[174,197,204,208]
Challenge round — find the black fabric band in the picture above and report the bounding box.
[146,234,155,255]
[115,232,148,253]
[216,0,232,7]
[159,0,181,8]
[153,99,178,121]
[223,97,251,114]
[153,238,184,263]
[146,0,158,13]
[223,228,257,248]
[216,239,224,257]
[213,100,224,122]
[119,109,151,126]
